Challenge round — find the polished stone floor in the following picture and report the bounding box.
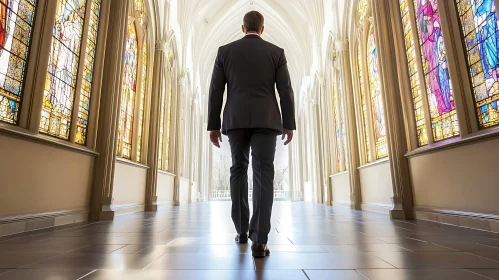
[0,202,499,279]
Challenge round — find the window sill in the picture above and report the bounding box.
[0,124,99,156]
[158,169,176,177]
[358,157,389,170]
[116,157,149,169]
[329,171,349,178]
[406,127,499,158]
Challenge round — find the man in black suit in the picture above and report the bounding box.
[207,11,296,258]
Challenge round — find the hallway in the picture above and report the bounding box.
[0,202,498,279]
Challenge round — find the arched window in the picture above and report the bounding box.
[454,0,499,128]
[399,0,428,146]
[38,0,103,144]
[367,27,388,159]
[331,53,348,172]
[137,40,147,161]
[116,0,149,161]
[358,41,372,163]
[117,21,138,159]
[355,0,388,162]
[40,0,87,139]
[0,0,36,124]
[158,41,175,171]
[77,0,102,144]
[398,0,459,143]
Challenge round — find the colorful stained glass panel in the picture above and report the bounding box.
[399,0,429,146]
[0,0,36,124]
[332,74,348,172]
[358,42,372,163]
[414,0,459,141]
[137,41,147,162]
[40,0,86,139]
[76,0,101,145]
[367,27,388,159]
[117,22,138,159]
[455,0,499,128]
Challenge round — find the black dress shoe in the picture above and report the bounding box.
[251,243,270,258]
[235,233,248,244]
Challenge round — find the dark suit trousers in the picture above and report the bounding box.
[227,128,277,244]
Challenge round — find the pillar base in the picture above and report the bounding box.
[172,201,180,206]
[90,196,115,221]
[350,194,361,210]
[98,210,115,221]
[145,196,158,212]
[389,196,414,220]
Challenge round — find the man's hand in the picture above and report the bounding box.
[282,129,294,145]
[209,130,222,148]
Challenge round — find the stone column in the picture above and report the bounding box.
[90,0,130,221]
[340,40,362,210]
[371,0,414,219]
[144,41,167,211]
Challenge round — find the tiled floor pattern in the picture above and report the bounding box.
[0,202,498,279]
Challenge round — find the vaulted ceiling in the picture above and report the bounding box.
[174,0,332,102]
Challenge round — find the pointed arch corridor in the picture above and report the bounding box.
[0,0,499,279]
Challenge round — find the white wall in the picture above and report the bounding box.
[0,135,94,216]
[157,172,175,202]
[331,172,351,206]
[112,161,147,206]
[359,160,393,213]
[409,138,499,215]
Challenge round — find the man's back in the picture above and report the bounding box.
[206,10,295,258]
[207,35,295,134]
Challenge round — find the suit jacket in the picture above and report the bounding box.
[207,34,296,134]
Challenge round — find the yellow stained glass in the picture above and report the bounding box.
[158,77,166,169]
[332,70,348,172]
[40,0,86,139]
[399,0,428,146]
[367,27,388,159]
[76,0,102,145]
[117,21,138,159]
[358,42,372,163]
[358,0,369,23]
[137,41,147,162]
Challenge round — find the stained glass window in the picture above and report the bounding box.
[158,76,166,169]
[399,0,429,146]
[0,0,36,124]
[367,27,388,159]
[165,78,173,165]
[76,0,101,145]
[414,0,459,141]
[332,74,348,172]
[358,0,369,23]
[134,0,144,25]
[358,42,372,163]
[40,0,86,139]
[137,41,147,162]
[117,21,138,159]
[455,0,499,128]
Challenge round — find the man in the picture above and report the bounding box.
[207,11,296,258]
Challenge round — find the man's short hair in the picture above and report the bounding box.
[243,11,264,33]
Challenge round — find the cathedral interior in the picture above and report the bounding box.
[0,0,498,279]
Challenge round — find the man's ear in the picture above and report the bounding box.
[242,25,245,34]
[261,26,265,35]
